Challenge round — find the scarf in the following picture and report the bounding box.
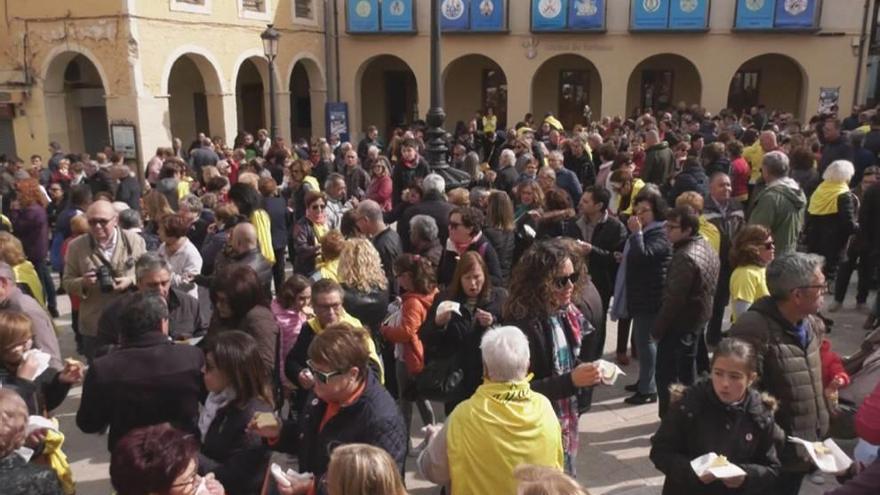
[698,216,721,253]
[808,180,850,215]
[199,387,236,439]
[448,231,482,255]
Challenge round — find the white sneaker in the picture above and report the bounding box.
[810,472,825,485]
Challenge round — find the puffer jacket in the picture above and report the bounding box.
[729,297,830,472]
[652,235,719,340]
[748,177,807,255]
[381,289,438,374]
[703,197,745,274]
[805,191,858,261]
[650,379,782,495]
[625,222,672,316]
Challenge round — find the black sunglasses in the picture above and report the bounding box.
[307,359,344,384]
[553,272,580,289]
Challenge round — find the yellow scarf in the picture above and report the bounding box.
[621,179,646,215]
[14,261,46,307]
[43,419,75,494]
[316,259,339,282]
[250,210,276,264]
[447,378,563,495]
[176,177,192,199]
[808,180,850,215]
[307,313,384,383]
[699,216,721,253]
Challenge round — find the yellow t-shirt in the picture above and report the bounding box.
[699,216,721,254]
[729,264,769,322]
[743,143,765,184]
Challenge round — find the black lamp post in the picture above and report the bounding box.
[425,0,470,188]
[261,24,281,141]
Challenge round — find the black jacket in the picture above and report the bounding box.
[391,157,429,206]
[262,196,289,251]
[625,224,672,316]
[115,176,142,211]
[398,193,455,252]
[858,183,880,256]
[421,287,508,406]
[76,332,204,451]
[563,150,595,186]
[805,191,858,261]
[274,371,407,493]
[819,138,854,174]
[667,163,709,205]
[650,380,782,495]
[581,214,628,303]
[437,236,503,288]
[292,217,321,275]
[653,235,720,340]
[198,397,273,495]
[97,287,203,347]
[536,216,583,241]
[0,366,69,416]
[482,227,515,282]
[372,227,402,296]
[343,285,390,335]
[213,248,273,298]
[494,164,520,197]
[187,216,211,251]
[0,454,64,495]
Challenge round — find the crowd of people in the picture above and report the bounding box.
[1,101,880,495]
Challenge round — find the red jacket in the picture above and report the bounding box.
[820,338,850,389]
[381,289,438,375]
[855,380,880,445]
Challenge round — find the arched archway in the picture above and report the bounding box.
[443,54,507,130]
[626,54,702,115]
[235,57,269,135]
[357,55,418,141]
[43,52,109,154]
[166,52,225,144]
[531,54,602,130]
[727,54,806,117]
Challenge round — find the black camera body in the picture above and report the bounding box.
[96,265,115,293]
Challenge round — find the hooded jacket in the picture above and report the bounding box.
[650,379,782,495]
[748,177,807,255]
[729,297,830,472]
[642,142,675,186]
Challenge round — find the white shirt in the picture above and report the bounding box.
[158,238,203,300]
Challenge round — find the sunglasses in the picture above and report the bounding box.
[88,217,114,227]
[553,272,580,289]
[307,359,344,384]
[310,204,326,211]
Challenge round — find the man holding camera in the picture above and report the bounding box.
[62,200,146,362]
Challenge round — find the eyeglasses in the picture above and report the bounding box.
[310,204,326,211]
[88,217,114,227]
[553,272,580,289]
[169,469,199,489]
[307,359,344,384]
[665,223,681,231]
[314,301,342,311]
[795,284,827,295]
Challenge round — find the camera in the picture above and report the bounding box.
[96,265,115,293]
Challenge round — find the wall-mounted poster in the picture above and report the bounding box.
[532,0,569,31]
[347,0,380,32]
[111,124,138,160]
[440,0,469,30]
[631,0,671,31]
[734,0,775,29]
[568,0,605,30]
[471,0,506,31]
[326,102,350,143]
[774,0,820,29]
[668,0,709,30]
[818,87,840,115]
[381,0,415,32]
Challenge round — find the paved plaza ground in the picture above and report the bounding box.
[52,278,871,494]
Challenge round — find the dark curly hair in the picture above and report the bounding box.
[503,239,585,321]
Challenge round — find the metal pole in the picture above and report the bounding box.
[268,57,279,141]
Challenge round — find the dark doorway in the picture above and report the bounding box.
[640,70,674,113]
[558,70,589,131]
[236,59,266,134]
[482,68,507,130]
[80,106,109,155]
[290,62,312,141]
[385,71,412,137]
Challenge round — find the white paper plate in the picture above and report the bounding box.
[437,300,462,316]
[690,453,748,479]
[595,359,625,385]
[788,437,852,474]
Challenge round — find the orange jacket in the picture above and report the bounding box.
[381,289,438,375]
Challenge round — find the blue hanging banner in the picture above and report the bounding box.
[568,0,605,30]
[532,0,569,31]
[347,0,380,32]
[668,0,709,30]
[774,0,819,29]
[471,0,506,31]
[440,0,469,31]
[734,0,775,30]
[381,0,415,32]
[631,0,671,31]
[326,102,350,143]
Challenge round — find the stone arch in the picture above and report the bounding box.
[626,53,703,115]
[531,54,603,130]
[160,46,225,96]
[355,54,419,140]
[443,54,507,130]
[727,53,807,118]
[287,54,326,141]
[234,55,271,135]
[165,50,227,143]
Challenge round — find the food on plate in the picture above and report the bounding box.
[709,455,730,468]
[813,443,831,456]
[254,412,278,429]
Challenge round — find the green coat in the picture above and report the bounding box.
[748,178,806,254]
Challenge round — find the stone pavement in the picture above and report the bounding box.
[50,283,870,494]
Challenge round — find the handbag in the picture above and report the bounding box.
[414,352,464,402]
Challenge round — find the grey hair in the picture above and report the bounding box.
[766,253,825,300]
[480,326,530,382]
[367,145,380,156]
[120,291,170,342]
[762,151,790,179]
[179,194,203,215]
[538,166,556,179]
[324,172,345,191]
[499,149,516,168]
[422,173,446,195]
[469,187,489,204]
[548,150,564,161]
[822,160,855,183]
[135,252,172,282]
[118,209,143,229]
[409,214,438,242]
[588,132,604,144]
[357,199,383,223]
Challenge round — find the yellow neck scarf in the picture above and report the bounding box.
[446,378,563,495]
[699,216,721,253]
[808,180,849,215]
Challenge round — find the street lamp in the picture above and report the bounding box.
[425,0,470,188]
[261,24,281,141]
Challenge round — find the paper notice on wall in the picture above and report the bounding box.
[818,87,840,115]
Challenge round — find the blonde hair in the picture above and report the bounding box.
[447,187,471,207]
[675,191,705,214]
[238,172,260,190]
[70,214,90,236]
[337,238,388,292]
[0,311,33,357]
[142,190,174,222]
[326,444,407,495]
[0,389,27,457]
[514,465,589,495]
[0,232,27,266]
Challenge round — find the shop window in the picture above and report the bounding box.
[170,0,212,14]
[728,71,760,114]
[294,0,315,20]
[239,0,270,19]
